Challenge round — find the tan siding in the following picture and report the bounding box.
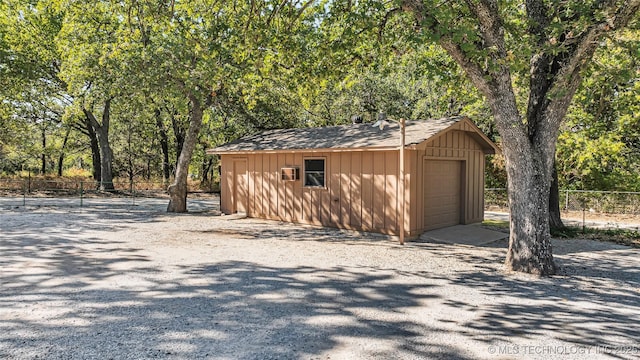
[247,155,254,216]
[361,152,373,230]
[406,150,418,234]
[425,148,434,157]
[254,154,263,216]
[350,152,362,228]
[339,152,350,226]
[472,152,479,221]
[277,154,285,219]
[234,159,248,213]
[284,153,294,221]
[293,153,303,220]
[373,155,385,230]
[268,155,277,218]
[413,149,426,232]
[217,130,487,236]
[313,188,321,223]
[405,150,413,233]
[262,154,269,217]
[329,152,341,225]
[385,151,398,233]
[469,151,484,221]
[413,150,421,233]
[302,187,312,222]
[220,155,232,214]
[479,156,486,221]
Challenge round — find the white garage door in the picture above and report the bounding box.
[424,160,462,230]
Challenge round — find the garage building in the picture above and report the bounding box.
[207,116,499,239]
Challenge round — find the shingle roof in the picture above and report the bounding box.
[208,116,496,153]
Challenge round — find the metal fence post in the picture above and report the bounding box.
[23,179,26,207]
[565,190,569,211]
[80,181,83,207]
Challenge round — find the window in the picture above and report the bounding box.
[304,159,325,187]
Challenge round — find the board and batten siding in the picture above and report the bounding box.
[219,123,489,237]
[409,127,487,233]
[220,150,401,235]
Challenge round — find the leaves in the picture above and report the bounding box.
[0,0,638,196]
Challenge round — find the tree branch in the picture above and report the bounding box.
[378,7,401,42]
[529,0,640,146]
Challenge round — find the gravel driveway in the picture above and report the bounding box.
[1,203,639,359]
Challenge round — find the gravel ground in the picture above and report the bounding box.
[1,199,639,359]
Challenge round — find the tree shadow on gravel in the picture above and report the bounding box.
[413,240,640,357]
[0,211,473,360]
[3,211,638,359]
[192,227,394,246]
[0,260,475,359]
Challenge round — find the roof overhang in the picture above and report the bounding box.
[207,146,400,156]
[458,118,501,155]
[206,116,501,156]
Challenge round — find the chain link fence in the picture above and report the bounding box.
[0,178,219,209]
[485,188,640,215]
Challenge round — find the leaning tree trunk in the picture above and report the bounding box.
[84,99,115,191]
[167,93,206,213]
[83,115,102,181]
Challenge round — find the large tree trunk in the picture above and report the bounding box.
[82,115,102,181]
[445,46,559,274]
[481,71,558,275]
[84,99,115,191]
[502,141,557,275]
[167,93,207,213]
[549,161,565,231]
[399,0,640,275]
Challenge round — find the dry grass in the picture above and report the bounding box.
[482,220,640,248]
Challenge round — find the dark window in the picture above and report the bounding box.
[304,159,325,187]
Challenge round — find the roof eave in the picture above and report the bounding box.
[207,145,401,155]
[459,118,501,155]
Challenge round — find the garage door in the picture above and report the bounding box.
[424,160,462,230]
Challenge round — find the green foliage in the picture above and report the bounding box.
[303,49,486,127]
[558,29,640,191]
[0,0,638,198]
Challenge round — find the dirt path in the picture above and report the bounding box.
[1,206,638,359]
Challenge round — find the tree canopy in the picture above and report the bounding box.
[1,0,638,274]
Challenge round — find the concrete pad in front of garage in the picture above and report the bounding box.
[419,224,508,246]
